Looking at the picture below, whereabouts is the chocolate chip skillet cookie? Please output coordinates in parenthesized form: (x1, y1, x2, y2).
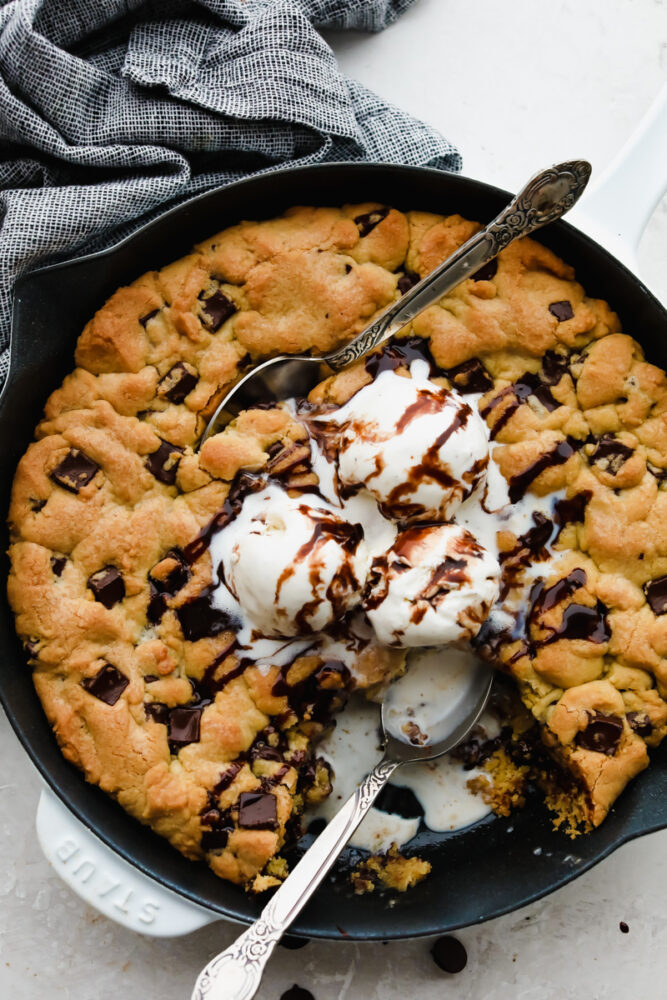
(8, 203, 667, 891)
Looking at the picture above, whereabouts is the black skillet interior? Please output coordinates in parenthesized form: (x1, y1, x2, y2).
(2, 163, 667, 941)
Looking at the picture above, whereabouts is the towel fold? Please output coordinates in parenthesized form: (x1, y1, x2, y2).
(0, 0, 460, 384)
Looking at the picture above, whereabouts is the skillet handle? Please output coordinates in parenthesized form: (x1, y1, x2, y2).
(36, 786, 218, 937)
(568, 83, 667, 268)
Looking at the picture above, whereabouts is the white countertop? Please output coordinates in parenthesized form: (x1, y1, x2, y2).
(2, 1, 667, 997)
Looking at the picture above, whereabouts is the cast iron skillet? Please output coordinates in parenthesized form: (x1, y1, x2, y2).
(1, 163, 667, 941)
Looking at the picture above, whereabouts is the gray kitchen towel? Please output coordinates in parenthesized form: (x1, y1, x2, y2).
(0, 0, 461, 385)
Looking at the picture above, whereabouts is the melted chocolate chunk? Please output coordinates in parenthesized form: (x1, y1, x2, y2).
(575, 711, 623, 755)
(280, 987, 315, 1000)
(534, 568, 587, 615)
(81, 663, 129, 706)
(508, 439, 575, 504)
(364, 336, 435, 379)
(176, 590, 240, 642)
(139, 309, 159, 327)
(144, 701, 169, 725)
(471, 258, 498, 282)
(397, 269, 420, 294)
(149, 549, 190, 595)
(541, 349, 571, 384)
(50, 449, 99, 494)
(50, 555, 67, 577)
(237, 790, 278, 830)
(30, 497, 46, 512)
(199, 290, 237, 331)
(513, 371, 559, 412)
(354, 206, 390, 237)
(200, 803, 234, 851)
(444, 358, 493, 394)
(168, 706, 203, 748)
(627, 711, 653, 738)
(145, 439, 184, 485)
(87, 566, 125, 609)
(539, 600, 611, 646)
(157, 362, 199, 404)
(644, 576, 667, 616)
(549, 300, 574, 322)
(553, 491, 591, 528)
(431, 935, 468, 974)
(214, 760, 244, 793)
(590, 435, 634, 475)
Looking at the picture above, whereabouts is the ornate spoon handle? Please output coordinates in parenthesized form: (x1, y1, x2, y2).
(191, 757, 400, 1000)
(324, 160, 591, 371)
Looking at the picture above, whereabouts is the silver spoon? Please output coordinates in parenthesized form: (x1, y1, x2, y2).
(200, 160, 591, 445)
(191, 656, 493, 1000)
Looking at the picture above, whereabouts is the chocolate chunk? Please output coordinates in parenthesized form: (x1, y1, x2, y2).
(145, 439, 184, 485)
(237, 790, 278, 830)
(149, 549, 190, 595)
(397, 270, 420, 294)
(280, 987, 315, 1000)
(644, 576, 667, 616)
(548, 300, 574, 322)
(200, 290, 237, 331)
(431, 935, 468, 974)
(445, 358, 493, 394)
(619, 921, 629, 934)
(50, 555, 67, 577)
(590, 435, 634, 475)
(157, 362, 199, 404)
(81, 663, 129, 706)
(627, 711, 653, 738)
(168, 706, 203, 748)
(50, 449, 99, 494)
(23, 639, 39, 659)
(541, 349, 570, 385)
(87, 566, 125, 609)
(575, 712, 623, 755)
(354, 206, 390, 237)
(471, 258, 498, 282)
(176, 594, 240, 642)
(139, 309, 159, 327)
(280, 936, 310, 951)
(30, 497, 46, 512)
(144, 701, 169, 725)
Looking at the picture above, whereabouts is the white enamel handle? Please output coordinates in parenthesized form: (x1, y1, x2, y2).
(568, 83, 667, 267)
(36, 786, 218, 936)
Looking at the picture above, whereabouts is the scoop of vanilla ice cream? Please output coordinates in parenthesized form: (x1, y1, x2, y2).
(363, 522, 501, 646)
(215, 484, 370, 637)
(315, 367, 489, 522)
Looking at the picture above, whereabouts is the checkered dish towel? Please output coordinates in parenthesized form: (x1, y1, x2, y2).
(0, 0, 461, 385)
